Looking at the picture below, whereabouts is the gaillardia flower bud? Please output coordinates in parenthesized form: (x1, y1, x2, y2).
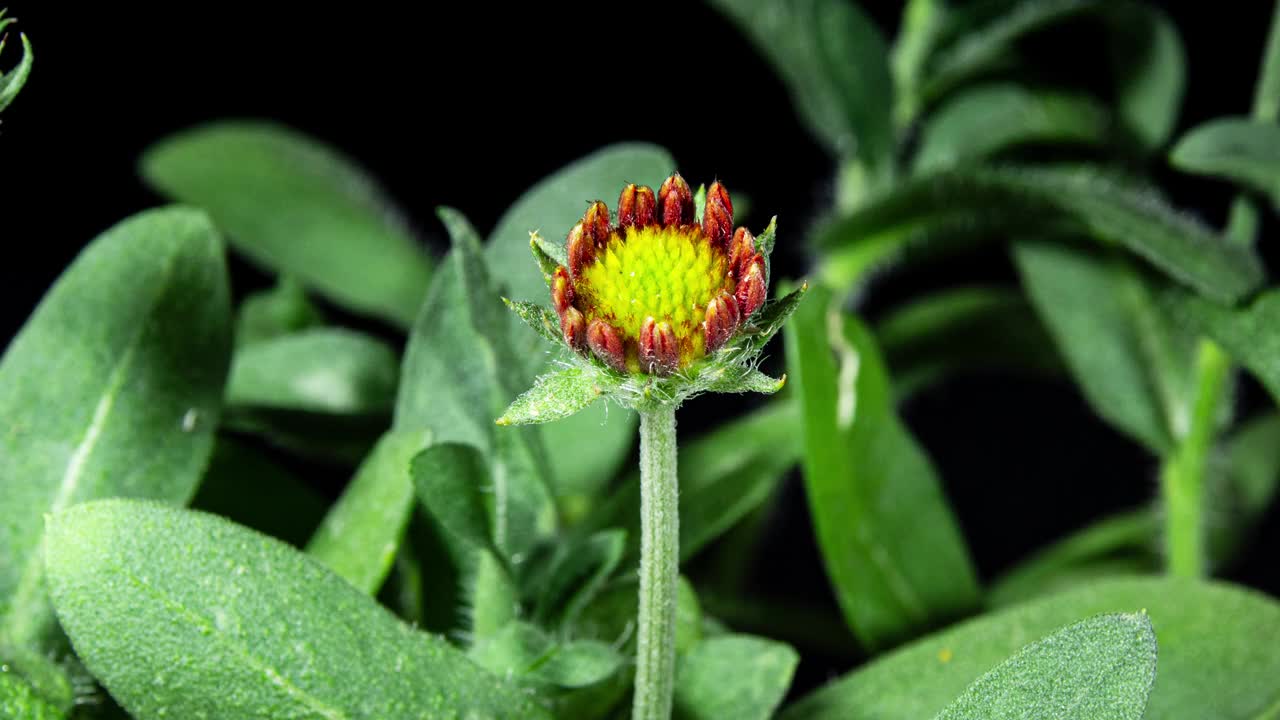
(499, 174, 806, 422)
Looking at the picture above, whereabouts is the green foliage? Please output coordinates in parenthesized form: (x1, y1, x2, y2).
(1171, 118, 1280, 208)
(233, 277, 325, 347)
(782, 578, 1280, 719)
(931, 613, 1157, 720)
(1168, 289, 1280, 405)
(226, 328, 399, 415)
(673, 635, 799, 720)
(0, 10, 33, 114)
(784, 285, 979, 650)
(45, 500, 551, 719)
(140, 122, 433, 327)
(0, 208, 231, 659)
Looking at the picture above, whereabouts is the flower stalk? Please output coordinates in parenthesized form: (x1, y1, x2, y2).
(633, 406, 679, 720)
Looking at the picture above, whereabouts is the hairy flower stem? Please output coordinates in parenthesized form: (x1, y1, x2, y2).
(1160, 340, 1231, 577)
(633, 405, 679, 720)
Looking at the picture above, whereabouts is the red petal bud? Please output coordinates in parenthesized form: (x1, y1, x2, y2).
(551, 266, 574, 314)
(582, 200, 612, 245)
(728, 227, 756, 280)
(567, 222, 595, 278)
(735, 255, 766, 318)
(618, 184, 657, 228)
(658, 172, 695, 227)
(702, 181, 734, 247)
(561, 307, 586, 350)
(640, 317, 680, 375)
(587, 319, 628, 372)
(704, 291, 740, 352)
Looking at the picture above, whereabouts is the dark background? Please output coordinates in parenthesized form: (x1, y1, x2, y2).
(3, 0, 1277, 687)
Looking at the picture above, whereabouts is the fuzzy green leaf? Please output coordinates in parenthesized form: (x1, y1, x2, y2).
(0, 26, 33, 114)
(226, 328, 398, 415)
(743, 282, 808, 354)
(531, 529, 626, 628)
(914, 83, 1110, 172)
(1166, 289, 1280, 406)
(1014, 240, 1195, 454)
(498, 366, 608, 426)
(876, 286, 1060, 398)
(305, 429, 430, 595)
(931, 613, 1157, 720)
(45, 500, 551, 720)
(674, 635, 799, 720)
(234, 277, 324, 347)
(529, 233, 563, 283)
(0, 671, 62, 720)
(782, 578, 1280, 720)
(707, 0, 893, 176)
(140, 122, 432, 326)
(0, 208, 230, 656)
(411, 443, 500, 558)
(784, 285, 979, 650)
(503, 298, 563, 348)
(705, 367, 786, 395)
(487, 145, 670, 505)
(1171, 118, 1280, 207)
(587, 401, 800, 566)
(818, 166, 1263, 303)
(471, 621, 623, 690)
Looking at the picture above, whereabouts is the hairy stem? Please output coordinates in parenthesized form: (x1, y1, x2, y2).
(1160, 340, 1230, 577)
(633, 406, 679, 720)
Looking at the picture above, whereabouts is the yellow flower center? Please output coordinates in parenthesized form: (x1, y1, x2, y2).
(577, 225, 733, 362)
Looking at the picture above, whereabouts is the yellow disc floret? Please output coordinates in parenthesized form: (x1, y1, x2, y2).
(578, 225, 732, 364)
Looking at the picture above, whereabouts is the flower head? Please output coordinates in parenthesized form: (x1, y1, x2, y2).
(499, 174, 806, 423)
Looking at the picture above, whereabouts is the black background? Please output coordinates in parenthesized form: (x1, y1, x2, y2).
(3, 0, 1278, 689)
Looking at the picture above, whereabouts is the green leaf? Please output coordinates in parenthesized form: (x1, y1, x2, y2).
(397, 207, 556, 561)
(673, 635, 799, 720)
(486, 145, 670, 506)
(783, 285, 979, 650)
(707, 0, 893, 176)
(932, 613, 1156, 720)
(305, 429, 430, 594)
(574, 576, 704, 657)
(0, 22, 33, 114)
(1107, 3, 1186, 151)
(1171, 118, 1280, 207)
(192, 437, 328, 548)
(530, 529, 626, 628)
(0, 207, 230, 655)
(503, 298, 563, 348)
(1013, 240, 1195, 453)
(411, 443, 501, 558)
(1166, 289, 1280, 406)
(781, 577, 1280, 720)
(140, 121, 432, 326)
(45, 500, 551, 720)
(876, 286, 1060, 398)
(226, 328, 398, 415)
(0, 671, 63, 720)
(987, 511, 1159, 608)
(913, 83, 1110, 172)
(471, 621, 623, 690)
(817, 166, 1263, 304)
(498, 366, 608, 426)
(234, 277, 324, 347)
(586, 400, 801, 566)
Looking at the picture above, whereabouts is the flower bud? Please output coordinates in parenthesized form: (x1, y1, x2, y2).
(728, 227, 756, 280)
(587, 318, 628, 372)
(567, 222, 595, 278)
(702, 181, 734, 248)
(704, 291, 740, 352)
(561, 307, 586, 349)
(658, 172, 695, 227)
(735, 255, 766, 318)
(552, 266, 574, 313)
(640, 317, 680, 375)
(618, 184, 657, 228)
(582, 200, 612, 245)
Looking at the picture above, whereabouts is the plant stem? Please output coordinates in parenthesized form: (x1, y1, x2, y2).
(1160, 340, 1230, 577)
(633, 405, 679, 720)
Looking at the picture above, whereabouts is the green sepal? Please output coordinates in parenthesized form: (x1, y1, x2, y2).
(742, 282, 809, 353)
(503, 298, 562, 347)
(529, 232, 565, 284)
(705, 367, 787, 395)
(498, 366, 612, 426)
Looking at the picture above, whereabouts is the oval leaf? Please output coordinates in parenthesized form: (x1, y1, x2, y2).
(1171, 118, 1280, 207)
(0, 207, 230, 654)
(45, 500, 551, 720)
(140, 122, 432, 327)
(226, 328, 399, 415)
(674, 635, 799, 720)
